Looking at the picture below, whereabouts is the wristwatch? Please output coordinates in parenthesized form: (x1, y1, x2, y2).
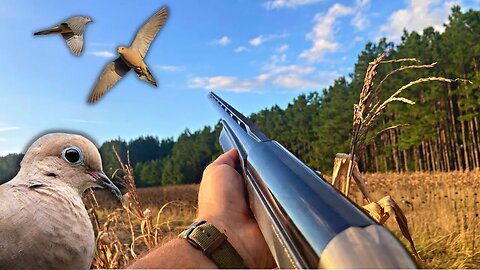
(179, 220, 247, 269)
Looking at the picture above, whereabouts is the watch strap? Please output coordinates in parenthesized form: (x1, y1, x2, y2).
(180, 220, 247, 269)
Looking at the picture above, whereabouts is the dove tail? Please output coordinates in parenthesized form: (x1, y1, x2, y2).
(138, 66, 157, 87)
(146, 67, 157, 87)
(34, 27, 62, 36)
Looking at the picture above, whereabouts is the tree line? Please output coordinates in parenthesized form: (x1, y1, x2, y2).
(0, 6, 478, 186)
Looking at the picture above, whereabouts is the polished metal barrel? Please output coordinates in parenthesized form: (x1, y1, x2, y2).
(209, 92, 416, 269)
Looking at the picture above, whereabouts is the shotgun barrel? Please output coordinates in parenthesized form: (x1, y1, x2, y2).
(209, 91, 416, 269)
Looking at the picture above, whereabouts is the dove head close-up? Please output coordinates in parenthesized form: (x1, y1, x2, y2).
(83, 16, 93, 23)
(20, 133, 122, 201)
(117, 46, 127, 54)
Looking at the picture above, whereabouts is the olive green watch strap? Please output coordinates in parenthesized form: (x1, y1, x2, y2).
(179, 221, 247, 269)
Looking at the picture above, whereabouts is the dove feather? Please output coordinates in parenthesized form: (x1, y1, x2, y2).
(62, 33, 84, 56)
(63, 17, 87, 36)
(131, 7, 168, 59)
(88, 57, 131, 103)
(0, 179, 94, 270)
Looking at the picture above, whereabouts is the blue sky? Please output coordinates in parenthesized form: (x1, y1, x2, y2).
(0, 0, 478, 155)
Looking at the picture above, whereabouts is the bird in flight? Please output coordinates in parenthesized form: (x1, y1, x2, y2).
(88, 7, 168, 103)
(34, 16, 93, 56)
(0, 133, 122, 269)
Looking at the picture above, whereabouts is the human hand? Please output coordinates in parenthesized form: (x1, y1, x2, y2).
(196, 149, 276, 269)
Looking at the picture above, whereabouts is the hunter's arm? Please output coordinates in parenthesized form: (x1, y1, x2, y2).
(129, 238, 217, 268)
(129, 149, 275, 269)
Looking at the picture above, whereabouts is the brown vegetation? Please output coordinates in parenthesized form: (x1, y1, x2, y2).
(85, 149, 199, 268)
(342, 170, 480, 268)
(332, 51, 465, 265)
(86, 170, 479, 269)
(89, 187, 197, 268)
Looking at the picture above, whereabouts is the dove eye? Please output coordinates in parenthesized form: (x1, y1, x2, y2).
(62, 146, 84, 165)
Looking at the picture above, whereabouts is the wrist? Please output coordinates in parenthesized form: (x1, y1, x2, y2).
(195, 215, 253, 268)
(129, 238, 217, 269)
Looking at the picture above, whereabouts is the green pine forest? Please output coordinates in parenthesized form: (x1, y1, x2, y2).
(0, 7, 479, 187)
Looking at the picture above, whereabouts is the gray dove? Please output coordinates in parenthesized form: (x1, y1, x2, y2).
(34, 16, 93, 56)
(0, 133, 122, 270)
(88, 7, 168, 103)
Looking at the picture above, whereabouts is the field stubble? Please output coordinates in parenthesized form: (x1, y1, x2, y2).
(346, 170, 480, 268)
(92, 171, 479, 268)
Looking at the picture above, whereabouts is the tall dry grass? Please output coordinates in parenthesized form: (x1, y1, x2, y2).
(84, 149, 198, 269)
(87, 188, 197, 268)
(340, 170, 480, 268)
(332, 51, 471, 265)
(87, 170, 480, 268)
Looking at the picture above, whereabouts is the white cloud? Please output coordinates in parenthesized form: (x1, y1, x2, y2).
(263, 0, 324, 9)
(190, 28, 343, 93)
(263, 64, 315, 76)
(351, 0, 371, 30)
(156, 65, 186, 72)
(256, 73, 271, 82)
(91, 51, 116, 58)
(354, 36, 364, 42)
(272, 70, 339, 89)
(0, 126, 19, 132)
(211, 36, 231, 46)
(188, 76, 259, 92)
(318, 70, 342, 82)
(276, 44, 289, 53)
(235, 46, 249, 53)
(260, 58, 317, 88)
(380, 0, 457, 41)
(300, 3, 354, 62)
(189, 43, 324, 92)
(187, 58, 319, 92)
(188, 61, 331, 91)
(272, 74, 319, 89)
(249, 33, 289, 47)
(268, 54, 288, 66)
(249, 35, 264, 46)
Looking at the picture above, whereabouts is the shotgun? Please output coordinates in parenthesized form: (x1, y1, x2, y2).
(208, 91, 416, 269)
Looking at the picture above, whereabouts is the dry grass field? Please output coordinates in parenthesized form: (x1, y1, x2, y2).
(346, 171, 480, 268)
(91, 171, 480, 269)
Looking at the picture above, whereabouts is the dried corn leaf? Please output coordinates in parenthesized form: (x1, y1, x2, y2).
(376, 196, 423, 266)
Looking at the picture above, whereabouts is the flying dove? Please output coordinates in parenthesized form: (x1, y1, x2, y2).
(87, 7, 168, 103)
(34, 16, 93, 56)
(0, 133, 122, 270)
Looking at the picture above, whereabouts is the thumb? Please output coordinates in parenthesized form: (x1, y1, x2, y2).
(211, 149, 239, 168)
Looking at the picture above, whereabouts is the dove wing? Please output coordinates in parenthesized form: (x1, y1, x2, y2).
(130, 7, 168, 59)
(62, 33, 84, 56)
(63, 17, 86, 35)
(88, 57, 131, 103)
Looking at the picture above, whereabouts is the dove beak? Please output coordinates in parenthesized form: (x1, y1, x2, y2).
(87, 171, 122, 202)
